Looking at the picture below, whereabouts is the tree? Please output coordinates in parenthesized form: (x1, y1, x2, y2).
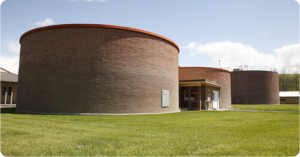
(293, 63, 300, 91)
(279, 67, 288, 91)
(278, 65, 300, 91)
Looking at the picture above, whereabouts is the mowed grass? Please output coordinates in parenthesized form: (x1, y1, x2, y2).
(1, 108, 299, 156)
(232, 104, 299, 111)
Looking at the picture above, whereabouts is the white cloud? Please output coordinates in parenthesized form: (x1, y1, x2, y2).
(34, 18, 54, 27)
(188, 53, 195, 57)
(258, 28, 268, 37)
(2, 40, 20, 53)
(274, 44, 300, 73)
(186, 42, 199, 51)
(185, 41, 299, 73)
(1, 40, 20, 73)
(0, 56, 19, 74)
(70, 0, 106, 2)
(7, 41, 20, 53)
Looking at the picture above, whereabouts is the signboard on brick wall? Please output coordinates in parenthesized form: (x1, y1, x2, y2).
(162, 90, 169, 108)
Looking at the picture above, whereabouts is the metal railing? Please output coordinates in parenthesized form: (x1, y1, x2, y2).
(221, 65, 277, 72)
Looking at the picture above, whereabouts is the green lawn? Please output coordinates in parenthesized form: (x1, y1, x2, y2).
(1, 108, 299, 156)
(232, 104, 299, 111)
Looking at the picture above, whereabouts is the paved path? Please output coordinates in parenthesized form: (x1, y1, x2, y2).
(0, 104, 16, 108)
(213, 108, 299, 113)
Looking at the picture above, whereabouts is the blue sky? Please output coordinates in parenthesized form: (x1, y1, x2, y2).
(1, 0, 299, 74)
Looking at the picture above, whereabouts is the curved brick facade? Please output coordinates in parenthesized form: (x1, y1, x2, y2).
(179, 67, 231, 109)
(16, 24, 179, 114)
(231, 71, 279, 104)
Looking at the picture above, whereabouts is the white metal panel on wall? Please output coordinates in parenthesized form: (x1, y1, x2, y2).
(162, 90, 169, 108)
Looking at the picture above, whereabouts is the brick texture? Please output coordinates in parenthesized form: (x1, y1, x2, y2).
(179, 67, 231, 109)
(16, 26, 179, 114)
(231, 71, 279, 104)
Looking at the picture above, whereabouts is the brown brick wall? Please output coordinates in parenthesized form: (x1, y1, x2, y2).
(179, 67, 231, 109)
(16, 25, 179, 114)
(231, 71, 280, 104)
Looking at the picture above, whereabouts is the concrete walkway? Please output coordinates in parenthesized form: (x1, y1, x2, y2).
(0, 104, 16, 108)
(212, 108, 300, 113)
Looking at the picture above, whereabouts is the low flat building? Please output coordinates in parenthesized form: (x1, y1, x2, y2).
(1, 68, 18, 104)
(179, 67, 231, 110)
(279, 91, 300, 104)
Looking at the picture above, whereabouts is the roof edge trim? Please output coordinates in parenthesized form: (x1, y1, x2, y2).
(19, 24, 180, 53)
(179, 79, 226, 88)
(179, 67, 231, 73)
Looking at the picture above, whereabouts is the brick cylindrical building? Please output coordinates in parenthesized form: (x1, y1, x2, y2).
(231, 71, 279, 104)
(179, 67, 231, 109)
(16, 24, 179, 114)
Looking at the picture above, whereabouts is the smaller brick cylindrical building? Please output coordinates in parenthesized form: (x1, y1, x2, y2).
(231, 71, 279, 104)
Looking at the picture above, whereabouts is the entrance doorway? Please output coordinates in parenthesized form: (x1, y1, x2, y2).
(213, 90, 219, 110)
(179, 86, 201, 110)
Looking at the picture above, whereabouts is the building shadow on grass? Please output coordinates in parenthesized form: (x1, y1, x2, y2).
(1, 108, 19, 114)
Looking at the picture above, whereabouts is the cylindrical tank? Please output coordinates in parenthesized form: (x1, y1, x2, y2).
(16, 24, 179, 114)
(231, 71, 279, 104)
(179, 67, 231, 109)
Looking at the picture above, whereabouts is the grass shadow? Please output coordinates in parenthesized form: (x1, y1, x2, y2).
(1, 108, 19, 114)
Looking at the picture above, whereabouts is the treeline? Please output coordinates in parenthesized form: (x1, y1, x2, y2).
(279, 74, 299, 91)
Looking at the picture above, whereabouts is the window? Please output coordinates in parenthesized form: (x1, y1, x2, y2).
(191, 86, 198, 92)
(2, 87, 12, 95)
(280, 99, 286, 101)
(184, 94, 189, 100)
(8, 87, 12, 95)
(207, 91, 211, 101)
(2, 87, 5, 95)
(190, 94, 194, 100)
(181, 87, 188, 93)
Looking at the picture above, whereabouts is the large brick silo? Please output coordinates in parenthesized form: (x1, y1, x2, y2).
(231, 71, 279, 104)
(16, 24, 179, 114)
(179, 67, 231, 109)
